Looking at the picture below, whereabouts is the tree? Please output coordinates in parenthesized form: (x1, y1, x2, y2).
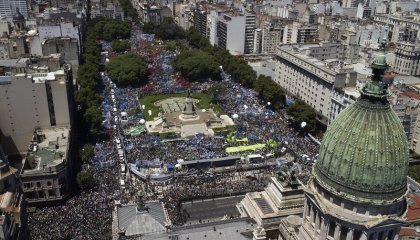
(254, 75, 285, 109)
(80, 144, 95, 164)
(84, 105, 103, 135)
(173, 50, 220, 81)
(143, 18, 185, 40)
(77, 170, 96, 190)
(286, 100, 317, 132)
(165, 41, 177, 52)
(118, 0, 139, 22)
(409, 165, 420, 183)
(93, 19, 131, 41)
(106, 54, 149, 87)
(112, 40, 130, 53)
(207, 83, 227, 102)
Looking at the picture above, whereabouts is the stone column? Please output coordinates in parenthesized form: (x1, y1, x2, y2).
(303, 200, 308, 219)
(346, 228, 354, 240)
(310, 206, 315, 224)
(315, 213, 320, 230)
(360, 232, 368, 240)
(319, 217, 329, 240)
(334, 223, 341, 240)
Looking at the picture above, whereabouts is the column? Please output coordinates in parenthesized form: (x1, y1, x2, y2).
(310, 206, 315, 224)
(346, 228, 354, 240)
(319, 217, 328, 240)
(315, 213, 320, 230)
(360, 232, 368, 240)
(334, 224, 342, 240)
(303, 199, 308, 219)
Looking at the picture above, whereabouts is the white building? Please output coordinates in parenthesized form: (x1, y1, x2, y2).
(394, 43, 420, 76)
(217, 12, 255, 54)
(274, 45, 357, 124)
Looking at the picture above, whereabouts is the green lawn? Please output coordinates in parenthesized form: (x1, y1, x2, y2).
(139, 92, 224, 121)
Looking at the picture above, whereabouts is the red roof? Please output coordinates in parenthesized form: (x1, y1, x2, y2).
(400, 92, 420, 101)
(400, 228, 420, 236)
(406, 194, 420, 221)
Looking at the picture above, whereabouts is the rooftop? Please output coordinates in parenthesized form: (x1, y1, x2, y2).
(22, 127, 69, 175)
(406, 194, 420, 221)
(117, 202, 168, 237)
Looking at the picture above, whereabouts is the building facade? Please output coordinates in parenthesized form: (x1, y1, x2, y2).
(274, 45, 357, 124)
(0, 65, 73, 154)
(394, 43, 420, 76)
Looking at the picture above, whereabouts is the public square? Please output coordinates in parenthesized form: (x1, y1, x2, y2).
(28, 27, 320, 240)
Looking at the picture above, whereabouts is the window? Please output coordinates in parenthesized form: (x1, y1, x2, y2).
(328, 222, 336, 237)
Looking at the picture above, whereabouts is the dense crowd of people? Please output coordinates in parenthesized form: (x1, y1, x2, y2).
(28, 168, 125, 240)
(28, 29, 321, 239)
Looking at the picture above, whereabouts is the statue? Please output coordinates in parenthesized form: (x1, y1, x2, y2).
(137, 193, 149, 212)
(277, 164, 300, 188)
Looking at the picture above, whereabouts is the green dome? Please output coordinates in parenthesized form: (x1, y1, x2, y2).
(313, 97, 409, 203)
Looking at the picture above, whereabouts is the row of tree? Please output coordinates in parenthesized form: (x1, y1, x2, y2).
(76, 19, 103, 136)
(184, 28, 318, 131)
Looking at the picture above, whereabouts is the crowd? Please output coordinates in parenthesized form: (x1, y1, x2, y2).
(28, 28, 321, 239)
(28, 168, 126, 239)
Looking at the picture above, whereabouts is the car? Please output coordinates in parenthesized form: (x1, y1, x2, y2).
(115, 138, 121, 144)
(117, 143, 122, 149)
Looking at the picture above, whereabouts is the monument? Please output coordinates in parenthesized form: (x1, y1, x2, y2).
(146, 90, 235, 138)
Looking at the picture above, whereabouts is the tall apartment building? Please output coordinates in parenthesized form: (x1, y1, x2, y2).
(244, 13, 255, 54)
(193, 9, 208, 38)
(175, 6, 194, 31)
(338, 29, 361, 63)
(394, 43, 420, 76)
(274, 45, 357, 124)
(0, 63, 74, 155)
(216, 11, 255, 55)
(260, 22, 285, 54)
(283, 22, 319, 44)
